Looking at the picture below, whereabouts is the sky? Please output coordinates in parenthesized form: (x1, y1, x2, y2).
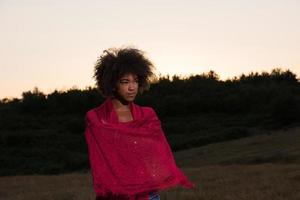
(1, 0, 300, 99)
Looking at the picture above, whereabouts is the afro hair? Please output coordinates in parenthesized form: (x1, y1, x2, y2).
(93, 47, 157, 98)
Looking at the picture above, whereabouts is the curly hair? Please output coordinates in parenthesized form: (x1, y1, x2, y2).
(93, 47, 156, 98)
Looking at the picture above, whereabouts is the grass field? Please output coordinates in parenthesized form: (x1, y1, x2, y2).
(0, 126, 299, 200)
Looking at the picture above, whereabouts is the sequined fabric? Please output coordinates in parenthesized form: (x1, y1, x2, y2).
(85, 97, 195, 199)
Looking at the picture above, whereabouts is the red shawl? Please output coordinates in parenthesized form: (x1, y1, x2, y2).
(84, 97, 196, 199)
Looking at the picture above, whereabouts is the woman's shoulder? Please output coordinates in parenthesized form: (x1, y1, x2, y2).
(141, 106, 156, 115)
(85, 100, 108, 118)
(138, 105, 159, 120)
(85, 108, 97, 125)
(85, 105, 105, 126)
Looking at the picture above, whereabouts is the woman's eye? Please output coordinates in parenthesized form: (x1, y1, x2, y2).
(120, 80, 138, 84)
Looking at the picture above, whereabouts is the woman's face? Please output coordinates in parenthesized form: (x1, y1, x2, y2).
(115, 73, 139, 102)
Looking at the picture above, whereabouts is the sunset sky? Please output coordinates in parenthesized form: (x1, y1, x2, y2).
(1, 0, 299, 99)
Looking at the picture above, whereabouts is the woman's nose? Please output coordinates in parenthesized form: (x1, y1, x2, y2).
(129, 82, 137, 90)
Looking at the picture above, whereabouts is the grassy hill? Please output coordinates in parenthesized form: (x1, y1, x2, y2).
(174, 125, 300, 167)
(0, 126, 299, 200)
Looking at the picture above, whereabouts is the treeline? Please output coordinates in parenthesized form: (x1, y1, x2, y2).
(0, 67, 299, 176)
(1, 67, 299, 124)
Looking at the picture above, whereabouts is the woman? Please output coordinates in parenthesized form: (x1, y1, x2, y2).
(85, 47, 196, 200)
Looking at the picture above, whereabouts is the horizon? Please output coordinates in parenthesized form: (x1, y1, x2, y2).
(1, 67, 298, 101)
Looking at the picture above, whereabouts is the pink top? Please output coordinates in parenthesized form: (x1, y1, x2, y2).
(85, 97, 196, 199)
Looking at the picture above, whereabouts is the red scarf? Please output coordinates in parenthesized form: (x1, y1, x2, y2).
(85, 97, 195, 199)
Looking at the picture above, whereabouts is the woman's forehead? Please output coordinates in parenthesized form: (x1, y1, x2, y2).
(120, 73, 138, 79)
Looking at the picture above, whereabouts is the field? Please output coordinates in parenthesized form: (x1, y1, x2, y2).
(0, 126, 299, 200)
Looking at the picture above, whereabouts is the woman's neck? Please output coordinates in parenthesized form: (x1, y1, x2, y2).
(111, 97, 130, 111)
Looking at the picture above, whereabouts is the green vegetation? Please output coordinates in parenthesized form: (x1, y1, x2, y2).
(0, 67, 299, 176)
(174, 126, 300, 167)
